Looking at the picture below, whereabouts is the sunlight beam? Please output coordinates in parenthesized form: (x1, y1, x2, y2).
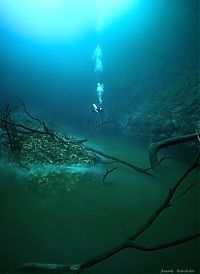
(0, 0, 137, 39)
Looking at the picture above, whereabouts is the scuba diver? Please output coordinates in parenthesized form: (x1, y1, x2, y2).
(91, 103, 103, 113)
(82, 45, 106, 137)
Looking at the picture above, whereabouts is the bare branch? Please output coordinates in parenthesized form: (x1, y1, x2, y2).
(126, 233, 200, 251)
(21, 101, 43, 126)
(127, 151, 200, 241)
(12, 151, 200, 273)
(143, 156, 175, 171)
(0, 118, 49, 135)
(15, 233, 200, 273)
(88, 147, 154, 177)
(173, 177, 200, 202)
(102, 167, 117, 183)
(149, 133, 198, 167)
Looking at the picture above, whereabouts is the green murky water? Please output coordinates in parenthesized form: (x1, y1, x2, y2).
(0, 135, 199, 274)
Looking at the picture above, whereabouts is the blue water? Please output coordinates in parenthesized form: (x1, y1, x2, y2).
(0, 0, 199, 273)
(1, 0, 198, 128)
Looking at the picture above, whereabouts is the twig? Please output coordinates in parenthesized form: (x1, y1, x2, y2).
(88, 147, 154, 177)
(173, 178, 200, 202)
(0, 119, 49, 135)
(143, 156, 175, 171)
(126, 233, 200, 251)
(127, 151, 200, 241)
(21, 102, 56, 138)
(102, 167, 117, 183)
(22, 101, 43, 125)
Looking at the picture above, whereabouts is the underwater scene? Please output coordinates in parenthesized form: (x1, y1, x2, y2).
(0, 0, 199, 273)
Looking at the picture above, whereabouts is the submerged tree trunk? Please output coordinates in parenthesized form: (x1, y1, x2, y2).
(149, 133, 198, 167)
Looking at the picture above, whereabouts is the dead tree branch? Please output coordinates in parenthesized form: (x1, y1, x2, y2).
(1, 104, 23, 155)
(143, 156, 175, 171)
(12, 152, 200, 273)
(0, 119, 50, 135)
(173, 178, 200, 202)
(22, 102, 43, 125)
(126, 233, 200, 251)
(88, 147, 154, 177)
(149, 133, 198, 168)
(102, 167, 117, 183)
